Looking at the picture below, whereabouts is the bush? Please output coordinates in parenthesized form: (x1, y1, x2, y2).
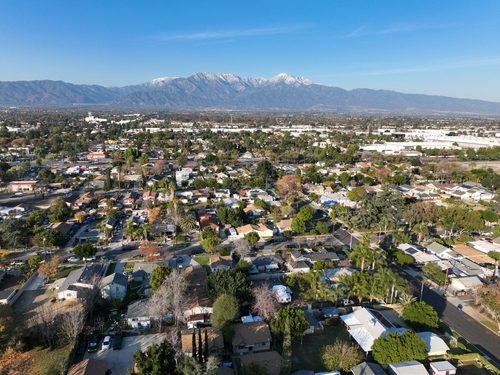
(372, 331, 427, 365)
(402, 302, 439, 330)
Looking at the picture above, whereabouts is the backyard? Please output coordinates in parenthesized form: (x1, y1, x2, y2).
(292, 322, 349, 372)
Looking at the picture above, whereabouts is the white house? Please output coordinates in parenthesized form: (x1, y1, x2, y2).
(57, 265, 104, 300)
(340, 308, 387, 353)
(388, 361, 428, 375)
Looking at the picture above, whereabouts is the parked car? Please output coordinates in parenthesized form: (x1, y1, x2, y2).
(68, 256, 81, 263)
(112, 334, 123, 350)
(342, 299, 355, 306)
(101, 336, 111, 350)
(87, 337, 99, 352)
(83, 256, 97, 262)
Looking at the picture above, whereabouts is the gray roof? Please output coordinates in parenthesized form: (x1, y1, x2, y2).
(132, 262, 160, 274)
(126, 299, 150, 318)
(100, 272, 128, 288)
(59, 264, 103, 292)
(427, 242, 450, 255)
(352, 362, 386, 375)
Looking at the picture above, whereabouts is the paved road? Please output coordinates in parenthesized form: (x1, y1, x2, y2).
(405, 272, 500, 367)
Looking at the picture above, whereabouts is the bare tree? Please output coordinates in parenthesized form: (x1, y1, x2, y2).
(59, 301, 86, 344)
(252, 283, 278, 321)
(32, 304, 58, 348)
(80, 274, 103, 317)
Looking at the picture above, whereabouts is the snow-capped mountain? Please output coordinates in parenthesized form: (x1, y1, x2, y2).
(1, 72, 500, 115)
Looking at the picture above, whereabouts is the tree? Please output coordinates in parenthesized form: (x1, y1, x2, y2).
(33, 229, 64, 247)
(322, 340, 363, 372)
(179, 214, 197, 235)
(38, 255, 61, 279)
(349, 238, 371, 271)
(72, 243, 97, 259)
(276, 175, 302, 200)
(148, 270, 187, 329)
(252, 284, 278, 321)
(347, 187, 367, 202)
(48, 197, 71, 223)
(270, 306, 308, 342)
(207, 270, 251, 301)
(244, 232, 260, 250)
(27, 255, 42, 269)
(133, 340, 178, 375)
(394, 250, 414, 267)
(402, 302, 439, 330)
(139, 241, 160, 261)
(422, 262, 446, 286)
(212, 294, 239, 329)
(291, 217, 306, 234)
(315, 221, 329, 234)
(200, 227, 220, 253)
(150, 266, 172, 291)
(412, 223, 429, 243)
(59, 301, 86, 344)
(372, 331, 427, 365)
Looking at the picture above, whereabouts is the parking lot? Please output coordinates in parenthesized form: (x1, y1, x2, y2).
(86, 333, 168, 375)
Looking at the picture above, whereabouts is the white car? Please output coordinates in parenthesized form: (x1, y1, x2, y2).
(101, 336, 111, 350)
(67, 256, 81, 263)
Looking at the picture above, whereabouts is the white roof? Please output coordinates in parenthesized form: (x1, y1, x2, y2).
(430, 361, 456, 372)
(416, 332, 449, 356)
(389, 361, 427, 375)
(340, 308, 387, 352)
(450, 276, 483, 289)
(469, 240, 500, 254)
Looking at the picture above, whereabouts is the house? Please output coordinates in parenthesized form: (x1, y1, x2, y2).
(100, 272, 128, 301)
(287, 259, 311, 274)
(304, 309, 323, 334)
(181, 327, 224, 358)
(49, 221, 76, 238)
(183, 266, 213, 318)
(272, 285, 292, 303)
(429, 361, 456, 375)
(86, 151, 107, 160)
(143, 190, 158, 203)
(236, 224, 274, 239)
(351, 362, 386, 375)
(333, 228, 360, 250)
(340, 307, 387, 353)
(57, 264, 104, 300)
(132, 262, 159, 282)
(8, 180, 37, 192)
(276, 219, 293, 233)
(239, 351, 283, 375)
(323, 267, 357, 283)
(249, 255, 283, 273)
(415, 332, 449, 356)
(209, 255, 233, 272)
(232, 321, 272, 355)
(388, 362, 428, 375)
(126, 299, 153, 329)
(450, 276, 484, 294)
(398, 243, 440, 264)
(469, 240, 500, 254)
(67, 359, 107, 375)
(452, 244, 495, 265)
(427, 242, 460, 260)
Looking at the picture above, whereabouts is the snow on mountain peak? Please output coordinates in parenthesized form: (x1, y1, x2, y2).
(148, 77, 175, 86)
(269, 73, 313, 86)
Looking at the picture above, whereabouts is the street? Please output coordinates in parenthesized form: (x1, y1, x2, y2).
(404, 271, 500, 367)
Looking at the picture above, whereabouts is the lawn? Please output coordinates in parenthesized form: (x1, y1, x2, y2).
(292, 323, 349, 372)
(28, 344, 73, 375)
(192, 255, 209, 266)
(53, 265, 81, 280)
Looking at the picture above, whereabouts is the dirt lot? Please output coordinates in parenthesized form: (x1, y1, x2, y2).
(86, 333, 169, 375)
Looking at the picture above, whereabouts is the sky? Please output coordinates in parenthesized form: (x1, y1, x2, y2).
(1, 0, 500, 101)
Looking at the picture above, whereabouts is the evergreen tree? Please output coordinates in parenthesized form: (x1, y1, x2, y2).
(198, 328, 203, 363)
(192, 330, 196, 359)
(204, 329, 209, 362)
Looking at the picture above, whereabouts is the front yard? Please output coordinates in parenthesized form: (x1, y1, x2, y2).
(292, 323, 349, 372)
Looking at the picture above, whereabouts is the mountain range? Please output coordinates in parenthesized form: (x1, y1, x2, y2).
(1, 72, 500, 115)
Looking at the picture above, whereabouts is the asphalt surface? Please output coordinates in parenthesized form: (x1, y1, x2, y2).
(405, 273, 500, 367)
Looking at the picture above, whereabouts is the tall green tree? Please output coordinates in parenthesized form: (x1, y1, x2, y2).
(372, 331, 427, 365)
(270, 306, 308, 342)
(402, 302, 439, 330)
(133, 340, 178, 375)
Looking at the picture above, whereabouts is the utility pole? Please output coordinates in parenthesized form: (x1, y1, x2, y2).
(420, 278, 424, 302)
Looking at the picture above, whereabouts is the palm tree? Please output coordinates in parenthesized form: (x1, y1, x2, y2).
(399, 292, 417, 306)
(349, 239, 371, 271)
(179, 214, 197, 235)
(140, 223, 151, 241)
(487, 251, 500, 279)
(412, 223, 429, 243)
(368, 248, 385, 271)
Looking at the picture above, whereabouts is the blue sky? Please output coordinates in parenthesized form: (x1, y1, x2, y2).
(1, 0, 500, 101)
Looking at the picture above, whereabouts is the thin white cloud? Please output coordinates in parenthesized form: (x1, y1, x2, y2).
(345, 23, 451, 38)
(149, 25, 308, 42)
(341, 57, 500, 77)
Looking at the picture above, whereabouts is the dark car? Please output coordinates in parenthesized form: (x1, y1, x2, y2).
(112, 334, 123, 350)
(87, 337, 99, 352)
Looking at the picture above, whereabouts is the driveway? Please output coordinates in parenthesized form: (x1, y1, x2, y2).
(87, 333, 168, 375)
